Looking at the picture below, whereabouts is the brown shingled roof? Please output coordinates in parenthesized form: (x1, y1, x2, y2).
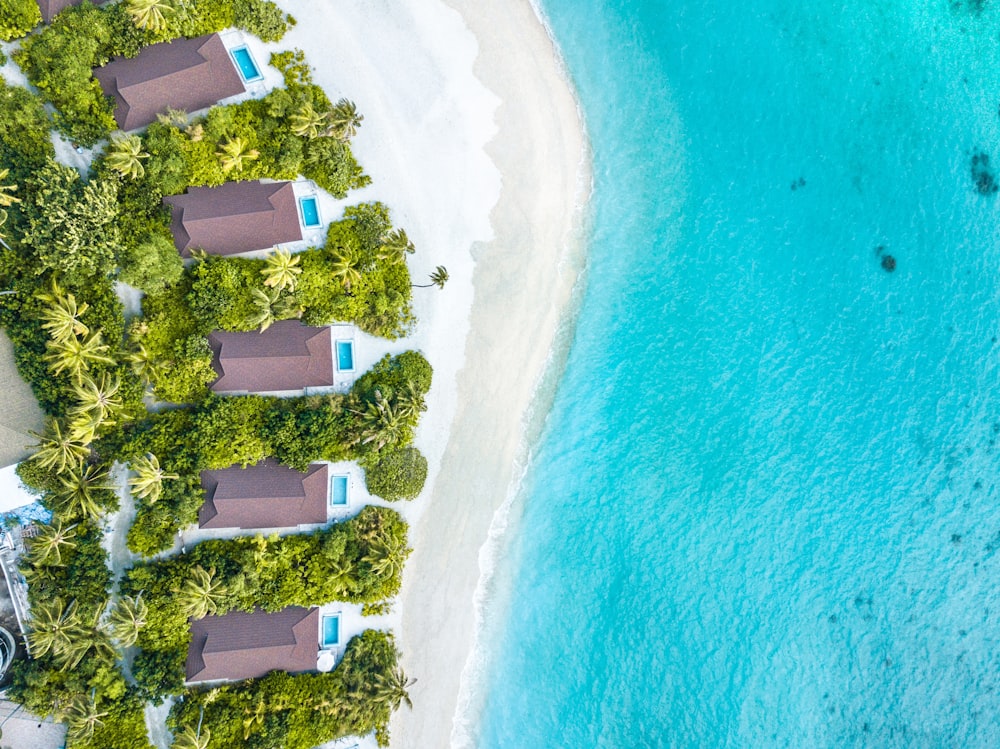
(93, 33, 244, 131)
(186, 607, 319, 683)
(163, 181, 303, 257)
(208, 320, 334, 394)
(37, 0, 106, 23)
(199, 459, 328, 529)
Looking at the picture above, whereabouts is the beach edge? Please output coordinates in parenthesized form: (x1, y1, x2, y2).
(393, 0, 590, 746)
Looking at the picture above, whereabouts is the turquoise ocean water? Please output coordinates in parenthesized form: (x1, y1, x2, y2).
(470, 1, 1000, 746)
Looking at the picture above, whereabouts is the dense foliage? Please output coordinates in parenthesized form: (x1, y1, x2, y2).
(2, 19, 424, 747)
(0, 0, 41, 41)
(364, 447, 428, 501)
(104, 350, 431, 554)
(15, 0, 293, 144)
(125, 506, 409, 695)
(170, 631, 406, 748)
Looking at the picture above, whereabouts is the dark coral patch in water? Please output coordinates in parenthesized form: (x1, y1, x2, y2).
(971, 150, 999, 194)
(881, 255, 896, 272)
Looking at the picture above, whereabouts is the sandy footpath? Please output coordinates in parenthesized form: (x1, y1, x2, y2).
(0, 332, 44, 468)
(272, 1, 589, 746)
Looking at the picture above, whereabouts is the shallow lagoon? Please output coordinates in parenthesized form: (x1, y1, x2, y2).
(473, 1, 1000, 745)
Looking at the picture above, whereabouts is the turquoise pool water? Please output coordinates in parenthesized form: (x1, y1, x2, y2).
(471, 0, 1000, 746)
(331, 475, 348, 506)
(230, 46, 262, 82)
(299, 196, 321, 228)
(321, 615, 339, 648)
(336, 340, 354, 372)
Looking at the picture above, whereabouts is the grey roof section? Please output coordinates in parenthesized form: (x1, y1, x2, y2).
(163, 181, 302, 257)
(186, 607, 319, 683)
(199, 459, 329, 529)
(36, 0, 106, 24)
(93, 33, 244, 131)
(208, 320, 334, 394)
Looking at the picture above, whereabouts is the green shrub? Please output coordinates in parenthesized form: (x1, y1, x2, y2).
(15, 459, 57, 494)
(118, 232, 183, 292)
(21, 161, 120, 283)
(0, 79, 54, 168)
(0, 0, 40, 41)
(363, 448, 428, 501)
(233, 0, 291, 42)
(14, 3, 117, 145)
(170, 631, 402, 748)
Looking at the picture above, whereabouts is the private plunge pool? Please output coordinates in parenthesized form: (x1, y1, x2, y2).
(298, 196, 321, 228)
(230, 45, 263, 83)
(321, 614, 340, 649)
(330, 475, 349, 507)
(336, 340, 355, 372)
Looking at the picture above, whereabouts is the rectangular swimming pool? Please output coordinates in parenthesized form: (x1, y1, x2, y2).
(331, 475, 348, 506)
(321, 614, 340, 648)
(230, 46, 263, 82)
(298, 196, 321, 228)
(336, 340, 355, 372)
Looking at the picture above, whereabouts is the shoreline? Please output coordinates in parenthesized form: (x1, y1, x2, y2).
(273, 3, 589, 745)
(390, 1, 590, 746)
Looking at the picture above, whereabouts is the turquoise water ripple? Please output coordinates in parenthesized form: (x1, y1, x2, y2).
(473, 1, 1000, 746)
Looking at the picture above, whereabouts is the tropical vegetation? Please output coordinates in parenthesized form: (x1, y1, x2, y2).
(0, 9, 436, 747)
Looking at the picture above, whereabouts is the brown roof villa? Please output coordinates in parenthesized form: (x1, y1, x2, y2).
(208, 320, 334, 394)
(186, 607, 319, 683)
(199, 459, 329, 530)
(163, 181, 303, 257)
(37, 0, 106, 23)
(93, 33, 244, 131)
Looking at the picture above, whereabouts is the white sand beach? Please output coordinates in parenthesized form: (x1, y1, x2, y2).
(272, 1, 589, 746)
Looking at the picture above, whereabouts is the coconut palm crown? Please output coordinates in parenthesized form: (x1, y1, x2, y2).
(105, 134, 149, 179)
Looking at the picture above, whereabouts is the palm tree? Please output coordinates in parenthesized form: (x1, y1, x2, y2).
(175, 566, 228, 620)
(127, 342, 157, 383)
(26, 598, 82, 660)
(0, 168, 20, 208)
(58, 607, 113, 671)
(126, 0, 175, 32)
(61, 694, 109, 745)
(67, 410, 105, 445)
(242, 699, 266, 740)
(216, 136, 259, 174)
(371, 666, 416, 711)
(29, 418, 89, 473)
(53, 464, 111, 521)
(128, 453, 178, 503)
(26, 521, 78, 567)
(38, 291, 90, 343)
(350, 390, 407, 450)
(71, 373, 124, 425)
(105, 134, 149, 179)
(156, 107, 189, 127)
(0, 209, 11, 251)
(172, 724, 211, 749)
(412, 265, 449, 289)
(44, 331, 115, 385)
(378, 228, 415, 264)
(248, 286, 302, 332)
(108, 594, 148, 648)
(289, 102, 325, 139)
(395, 382, 426, 421)
(324, 99, 363, 140)
(260, 248, 302, 292)
(362, 533, 410, 580)
(329, 246, 362, 291)
(248, 287, 280, 332)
